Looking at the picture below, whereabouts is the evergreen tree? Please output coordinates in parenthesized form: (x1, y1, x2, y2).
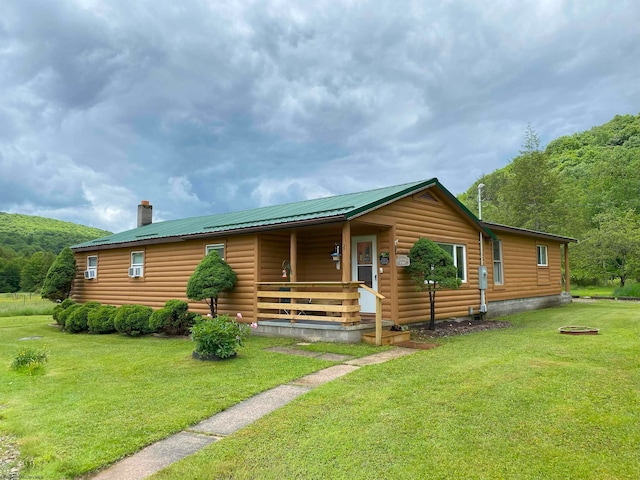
(186, 251, 237, 317)
(406, 238, 460, 330)
(502, 125, 563, 232)
(41, 247, 77, 302)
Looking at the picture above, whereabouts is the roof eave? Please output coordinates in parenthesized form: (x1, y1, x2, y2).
(480, 221, 578, 243)
(71, 215, 348, 252)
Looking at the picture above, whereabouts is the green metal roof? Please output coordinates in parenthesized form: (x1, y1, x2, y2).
(72, 178, 493, 251)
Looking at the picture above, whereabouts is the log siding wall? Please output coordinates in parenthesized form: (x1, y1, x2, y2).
(73, 235, 258, 321)
(356, 188, 566, 324)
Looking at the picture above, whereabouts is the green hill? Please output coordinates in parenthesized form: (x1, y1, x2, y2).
(0, 213, 111, 293)
(458, 113, 640, 286)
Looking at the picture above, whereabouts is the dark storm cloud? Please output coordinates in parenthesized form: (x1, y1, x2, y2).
(0, 0, 638, 232)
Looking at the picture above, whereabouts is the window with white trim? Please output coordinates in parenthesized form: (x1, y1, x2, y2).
(206, 243, 225, 260)
(537, 245, 548, 266)
(129, 251, 144, 277)
(436, 243, 466, 282)
(85, 255, 98, 280)
(493, 241, 503, 285)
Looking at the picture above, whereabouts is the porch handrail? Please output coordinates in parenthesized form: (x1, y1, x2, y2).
(359, 284, 385, 346)
(256, 281, 362, 325)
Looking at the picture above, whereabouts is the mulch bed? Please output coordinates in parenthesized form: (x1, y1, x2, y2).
(410, 319, 512, 341)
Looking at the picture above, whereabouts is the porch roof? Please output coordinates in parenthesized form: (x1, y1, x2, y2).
(72, 178, 494, 251)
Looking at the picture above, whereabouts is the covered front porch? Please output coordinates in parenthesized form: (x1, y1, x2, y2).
(251, 221, 401, 344)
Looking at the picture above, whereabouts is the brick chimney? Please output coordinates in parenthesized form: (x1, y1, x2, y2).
(137, 200, 152, 227)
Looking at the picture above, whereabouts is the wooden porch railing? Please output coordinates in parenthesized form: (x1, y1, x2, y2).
(360, 284, 385, 346)
(256, 281, 362, 325)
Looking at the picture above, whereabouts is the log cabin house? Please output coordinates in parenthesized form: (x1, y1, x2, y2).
(71, 179, 575, 343)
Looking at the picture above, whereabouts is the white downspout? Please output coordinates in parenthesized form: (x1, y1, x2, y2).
(478, 184, 487, 314)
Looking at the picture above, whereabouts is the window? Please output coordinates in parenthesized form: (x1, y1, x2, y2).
(129, 251, 144, 277)
(537, 245, 548, 266)
(206, 243, 225, 259)
(436, 243, 466, 282)
(84, 255, 98, 280)
(493, 241, 503, 285)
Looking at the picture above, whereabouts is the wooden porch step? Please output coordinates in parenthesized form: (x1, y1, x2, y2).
(361, 330, 411, 346)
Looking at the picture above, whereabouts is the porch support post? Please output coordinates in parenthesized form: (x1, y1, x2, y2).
(289, 231, 298, 322)
(290, 231, 298, 282)
(564, 243, 570, 293)
(341, 222, 351, 283)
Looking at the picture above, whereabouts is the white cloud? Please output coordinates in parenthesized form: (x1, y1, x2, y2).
(0, 0, 638, 233)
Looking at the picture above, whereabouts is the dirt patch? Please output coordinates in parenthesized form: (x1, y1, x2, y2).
(394, 340, 439, 350)
(411, 319, 512, 340)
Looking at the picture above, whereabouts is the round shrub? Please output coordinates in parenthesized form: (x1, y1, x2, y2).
(149, 299, 196, 336)
(53, 298, 76, 325)
(65, 302, 101, 333)
(148, 308, 171, 334)
(191, 314, 249, 359)
(88, 305, 118, 334)
(57, 303, 83, 328)
(114, 304, 153, 336)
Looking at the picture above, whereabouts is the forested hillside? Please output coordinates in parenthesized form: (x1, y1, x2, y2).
(0, 213, 110, 293)
(459, 113, 640, 287)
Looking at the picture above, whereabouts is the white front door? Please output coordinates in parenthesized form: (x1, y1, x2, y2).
(351, 235, 378, 313)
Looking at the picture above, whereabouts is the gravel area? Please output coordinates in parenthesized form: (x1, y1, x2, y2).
(0, 436, 22, 480)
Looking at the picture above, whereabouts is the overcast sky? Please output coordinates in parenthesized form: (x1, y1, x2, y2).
(1, 0, 639, 233)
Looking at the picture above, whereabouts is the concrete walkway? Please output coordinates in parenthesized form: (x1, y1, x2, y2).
(91, 347, 416, 480)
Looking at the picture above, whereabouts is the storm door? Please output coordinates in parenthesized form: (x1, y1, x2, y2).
(351, 235, 378, 313)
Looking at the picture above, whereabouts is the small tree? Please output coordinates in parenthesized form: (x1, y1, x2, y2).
(41, 247, 76, 302)
(406, 238, 461, 330)
(186, 251, 237, 317)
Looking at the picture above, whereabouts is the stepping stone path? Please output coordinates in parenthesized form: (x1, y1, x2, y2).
(91, 346, 416, 480)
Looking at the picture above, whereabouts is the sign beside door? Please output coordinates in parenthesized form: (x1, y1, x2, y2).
(351, 235, 378, 313)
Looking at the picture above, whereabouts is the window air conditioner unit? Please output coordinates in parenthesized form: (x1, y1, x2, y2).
(128, 266, 143, 277)
(84, 269, 96, 279)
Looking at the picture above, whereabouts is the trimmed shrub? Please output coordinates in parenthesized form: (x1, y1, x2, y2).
(114, 304, 153, 336)
(52, 298, 76, 325)
(148, 308, 171, 334)
(88, 305, 118, 334)
(65, 302, 101, 333)
(57, 303, 83, 329)
(149, 299, 196, 335)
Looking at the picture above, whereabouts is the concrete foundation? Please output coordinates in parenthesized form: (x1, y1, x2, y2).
(254, 319, 393, 343)
(486, 293, 571, 319)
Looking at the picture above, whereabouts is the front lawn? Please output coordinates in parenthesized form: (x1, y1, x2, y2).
(152, 301, 640, 479)
(0, 316, 379, 479)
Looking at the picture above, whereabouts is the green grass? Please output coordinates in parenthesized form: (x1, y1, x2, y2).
(0, 316, 381, 479)
(571, 281, 640, 299)
(152, 301, 640, 480)
(570, 285, 616, 297)
(0, 293, 56, 317)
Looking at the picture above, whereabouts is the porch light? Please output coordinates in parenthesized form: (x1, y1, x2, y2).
(331, 244, 341, 270)
(282, 260, 291, 279)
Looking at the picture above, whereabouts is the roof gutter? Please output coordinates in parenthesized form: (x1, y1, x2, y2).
(480, 221, 578, 243)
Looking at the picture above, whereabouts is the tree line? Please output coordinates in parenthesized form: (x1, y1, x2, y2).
(459, 113, 640, 288)
(0, 213, 110, 293)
